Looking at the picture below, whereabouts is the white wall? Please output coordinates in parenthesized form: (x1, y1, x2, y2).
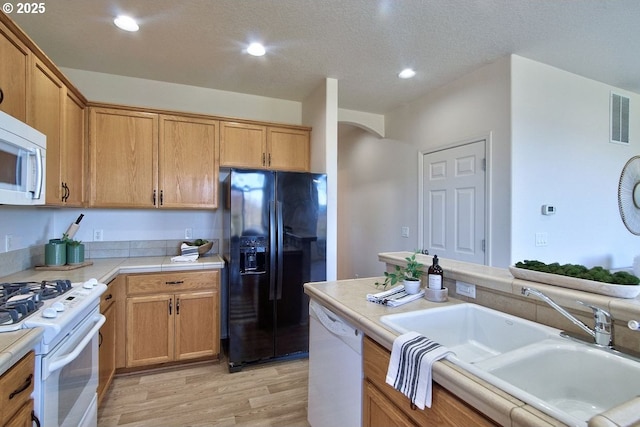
(0, 205, 219, 253)
(61, 68, 302, 124)
(384, 57, 512, 267)
(302, 78, 339, 280)
(511, 56, 640, 269)
(337, 125, 419, 279)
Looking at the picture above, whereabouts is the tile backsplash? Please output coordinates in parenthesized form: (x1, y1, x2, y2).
(0, 239, 219, 277)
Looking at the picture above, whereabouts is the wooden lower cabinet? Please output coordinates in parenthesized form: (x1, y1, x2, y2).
(363, 337, 496, 427)
(125, 271, 219, 368)
(5, 400, 34, 427)
(0, 352, 36, 427)
(98, 282, 117, 406)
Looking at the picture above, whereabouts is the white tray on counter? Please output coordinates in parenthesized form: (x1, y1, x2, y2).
(509, 266, 640, 299)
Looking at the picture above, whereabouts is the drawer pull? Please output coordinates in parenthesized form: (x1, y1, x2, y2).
(165, 281, 184, 285)
(9, 373, 32, 399)
(104, 293, 113, 300)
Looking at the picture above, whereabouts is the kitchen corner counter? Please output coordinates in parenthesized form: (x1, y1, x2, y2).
(0, 254, 225, 285)
(0, 328, 42, 376)
(303, 277, 565, 427)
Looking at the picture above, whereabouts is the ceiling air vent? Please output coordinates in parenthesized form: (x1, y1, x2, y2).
(610, 92, 630, 144)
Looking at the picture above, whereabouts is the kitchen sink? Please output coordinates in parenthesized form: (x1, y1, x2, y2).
(380, 303, 640, 426)
(485, 340, 640, 425)
(379, 303, 559, 363)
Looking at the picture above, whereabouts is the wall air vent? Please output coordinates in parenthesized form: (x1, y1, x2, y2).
(610, 92, 630, 144)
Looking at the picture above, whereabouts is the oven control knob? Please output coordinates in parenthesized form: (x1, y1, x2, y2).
(51, 302, 65, 312)
(83, 278, 98, 289)
(42, 307, 58, 319)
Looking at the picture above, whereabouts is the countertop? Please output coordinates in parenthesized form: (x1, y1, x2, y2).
(0, 254, 225, 285)
(0, 254, 224, 377)
(304, 256, 640, 427)
(0, 328, 42, 377)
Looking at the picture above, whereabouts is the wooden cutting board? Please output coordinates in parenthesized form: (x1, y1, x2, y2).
(34, 261, 94, 271)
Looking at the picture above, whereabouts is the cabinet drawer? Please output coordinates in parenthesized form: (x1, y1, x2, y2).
(0, 351, 35, 426)
(127, 271, 219, 295)
(363, 337, 495, 427)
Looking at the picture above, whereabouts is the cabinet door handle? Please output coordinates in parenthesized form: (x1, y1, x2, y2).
(165, 281, 184, 285)
(169, 299, 172, 315)
(176, 298, 180, 315)
(0, 88, 4, 105)
(9, 374, 32, 399)
(268, 153, 271, 167)
(262, 152, 266, 166)
(153, 190, 156, 205)
(61, 182, 69, 202)
(160, 190, 164, 205)
(32, 410, 41, 427)
(99, 331, 103, 348)
(104, 294, 113, 300)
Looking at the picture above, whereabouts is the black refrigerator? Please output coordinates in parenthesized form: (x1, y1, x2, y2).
(223, 169, 327, 372)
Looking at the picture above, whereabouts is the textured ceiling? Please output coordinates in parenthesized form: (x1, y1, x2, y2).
(10, 0, 640, 114)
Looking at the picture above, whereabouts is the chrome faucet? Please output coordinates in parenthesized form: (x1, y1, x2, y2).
(521, 287, 614, 348)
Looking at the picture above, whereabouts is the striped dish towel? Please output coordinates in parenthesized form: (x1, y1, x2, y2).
(386, 331, 452, 409)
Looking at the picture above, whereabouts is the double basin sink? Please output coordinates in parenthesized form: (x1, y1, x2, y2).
(380, 303, 640, 426)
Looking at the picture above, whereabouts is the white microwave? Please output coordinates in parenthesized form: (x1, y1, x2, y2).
(0, 110, 46, 205)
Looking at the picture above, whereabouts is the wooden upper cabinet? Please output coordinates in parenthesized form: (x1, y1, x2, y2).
(220, 121, 311, 171)
(89, 107, 158, 208)
(28, 57, 64, 205)
(62, 90, 86, 206)
(0, 19, 30, 122)
(159, 115, 219, 209)
(267, 127, 310, 172)
(219, 121, 267, 168)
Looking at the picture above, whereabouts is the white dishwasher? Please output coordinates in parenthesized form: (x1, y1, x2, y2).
(308, 299, 363, 427)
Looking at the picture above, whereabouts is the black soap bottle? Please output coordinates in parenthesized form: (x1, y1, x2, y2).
(427, 255, 443, 290)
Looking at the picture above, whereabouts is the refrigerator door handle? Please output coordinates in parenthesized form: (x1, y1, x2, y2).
(276, 201, 284, 300)
(269, 201, 277, 301)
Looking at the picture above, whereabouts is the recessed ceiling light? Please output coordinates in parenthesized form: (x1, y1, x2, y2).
(247, 42, 266, 57)
(398, 68, 416, 79)
(114, 15, 139, 32)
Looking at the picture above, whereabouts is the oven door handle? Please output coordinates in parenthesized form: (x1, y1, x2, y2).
(47, 314, 106, 374)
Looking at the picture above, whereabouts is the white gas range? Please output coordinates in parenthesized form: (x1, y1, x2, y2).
(0, 278, 106, 427)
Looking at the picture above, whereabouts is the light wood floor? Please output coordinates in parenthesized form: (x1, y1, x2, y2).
(97, 357, 310, 427)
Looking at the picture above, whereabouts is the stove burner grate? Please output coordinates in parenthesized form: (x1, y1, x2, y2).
(0, 279, 73, 326)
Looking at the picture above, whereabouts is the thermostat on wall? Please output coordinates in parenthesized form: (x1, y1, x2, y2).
(541, 205, 556, 215)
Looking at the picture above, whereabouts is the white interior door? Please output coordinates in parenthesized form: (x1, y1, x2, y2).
(420, 140, 486, 264)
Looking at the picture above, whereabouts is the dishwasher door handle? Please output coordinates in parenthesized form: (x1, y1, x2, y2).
(310, 301, 359, 337)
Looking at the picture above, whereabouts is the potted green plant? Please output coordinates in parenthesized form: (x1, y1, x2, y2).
(375, 251, 424, 293)
(62, 233, 85, 265)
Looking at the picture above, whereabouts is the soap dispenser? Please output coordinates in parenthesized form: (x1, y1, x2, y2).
(427, 255, 443, 290)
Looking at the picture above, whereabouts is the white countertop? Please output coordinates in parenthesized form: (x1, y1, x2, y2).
(0, 254, 225, 285)
(0, 328, 42, 377)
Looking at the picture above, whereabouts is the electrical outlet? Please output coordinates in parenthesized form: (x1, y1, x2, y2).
(401, 226, 409, 238)
(93, 229, 103, 242)
(185, 228, 193, 240)
(456, 280, 476, 298)
(5, 234, 12, 252)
